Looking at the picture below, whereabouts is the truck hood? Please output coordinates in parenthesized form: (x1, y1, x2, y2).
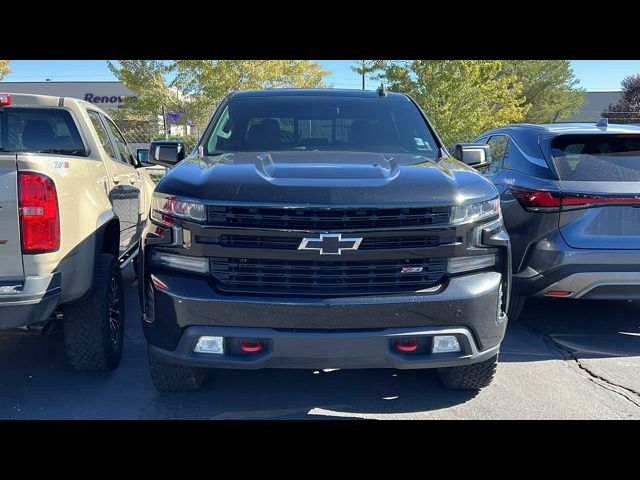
(155, 151, 498, 207)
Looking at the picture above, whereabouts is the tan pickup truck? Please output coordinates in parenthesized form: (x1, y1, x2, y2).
(0, 93, 156, 371)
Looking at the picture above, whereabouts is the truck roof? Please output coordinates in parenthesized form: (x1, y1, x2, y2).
(0, 92, 97, 110)
(229, 88, 408, 100)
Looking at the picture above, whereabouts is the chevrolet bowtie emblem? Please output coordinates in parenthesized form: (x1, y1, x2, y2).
(298, 233, 363, 255)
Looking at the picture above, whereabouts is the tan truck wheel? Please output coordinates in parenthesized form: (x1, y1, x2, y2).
(63, 253, 125, 371)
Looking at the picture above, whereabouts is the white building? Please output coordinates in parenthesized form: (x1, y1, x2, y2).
(0, 81, 134, 112)
(557, 90, 622, 122)
(0, 81, 195, 135)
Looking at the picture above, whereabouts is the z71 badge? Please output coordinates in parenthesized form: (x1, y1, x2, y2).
(401, 266, 424, 273)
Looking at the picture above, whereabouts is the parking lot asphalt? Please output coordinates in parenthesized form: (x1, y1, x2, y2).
(1, 266, 639, 419)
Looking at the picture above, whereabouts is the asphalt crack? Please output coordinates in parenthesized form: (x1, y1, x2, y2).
(519, 323, 640, 409)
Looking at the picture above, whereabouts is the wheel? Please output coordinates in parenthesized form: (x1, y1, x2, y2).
(437, 354, 498, 390)
(63, 253, 125, 371)
(506, 294, 526, 323)
(148, 348, 206, 392)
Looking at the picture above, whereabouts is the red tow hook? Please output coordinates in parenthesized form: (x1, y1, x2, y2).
(395, 340, 418, 352)
(240, 340, 264, 353)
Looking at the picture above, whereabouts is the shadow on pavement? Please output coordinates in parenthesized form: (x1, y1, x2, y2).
(0, 271, 482, 419)
(2, 269, 638, 419)
(503, 298, 640, 362)
(143, 367, 481, 420)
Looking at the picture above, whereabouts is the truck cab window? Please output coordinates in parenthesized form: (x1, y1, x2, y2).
(1, 108, 86, 156)
(88, 110, 117, 160)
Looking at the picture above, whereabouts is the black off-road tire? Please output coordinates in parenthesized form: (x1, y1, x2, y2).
(148, 348, 206, 392)
(63, 253, 125, 371)
(507, 294, 526, 323)
(437, 354, 498, 390)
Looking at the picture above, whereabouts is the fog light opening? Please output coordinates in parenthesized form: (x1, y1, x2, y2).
(194, 336, 224, 354)
(395, 339, 418, 352)
(432, 335, 461, 354)
(240, 340, 264, 353)
(546, 290, 572, 297)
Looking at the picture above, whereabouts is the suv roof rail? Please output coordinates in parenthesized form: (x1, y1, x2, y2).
(596, 117, 609, 129)
(376, 83, 387, 97)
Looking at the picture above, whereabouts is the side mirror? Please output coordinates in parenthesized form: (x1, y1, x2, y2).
(453, 143, 492, 167)
(148, 140, 187, 168)
(136, 148, 150, 165)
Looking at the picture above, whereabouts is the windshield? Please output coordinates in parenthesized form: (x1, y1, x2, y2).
(551, 134, 640, 181)
(0, 107, 87, 156)
(204, 95, 439, 158)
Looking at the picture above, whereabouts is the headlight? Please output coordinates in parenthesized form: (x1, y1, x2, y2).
(152, 193, 205, 226)
(451, 198, 500, 224)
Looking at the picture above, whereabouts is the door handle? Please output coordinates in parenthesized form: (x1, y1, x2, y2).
(112, 176, 122, 185)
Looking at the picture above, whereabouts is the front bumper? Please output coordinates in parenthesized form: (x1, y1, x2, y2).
(513, 245, 640, 299)
(533, 271, 640, 300)
(142, 270, 506, 369)
(149, 325, 500, 370)
(0, 272, 61, 329)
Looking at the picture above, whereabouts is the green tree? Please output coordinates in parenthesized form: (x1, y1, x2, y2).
(107, 60, 181, 137)
(109, 60, 331, 131)
(0, 60, 11, 79)
(602, 74, 640, 124)
(172, 60, 330, 127)
(377, 60, 530, 144)
(351, 60, 385, 90)
(501, 61, 585, 123)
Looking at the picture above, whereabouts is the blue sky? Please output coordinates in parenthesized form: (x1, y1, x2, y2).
(3, 60, 640, 91)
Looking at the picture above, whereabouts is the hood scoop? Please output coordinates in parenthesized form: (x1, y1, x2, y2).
(254, 152, 400, 187)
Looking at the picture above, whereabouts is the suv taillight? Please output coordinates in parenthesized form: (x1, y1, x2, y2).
(18, 173, 60, 252)
(512, 188, 640, 212)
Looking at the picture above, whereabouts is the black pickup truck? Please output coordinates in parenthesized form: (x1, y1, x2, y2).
(140, 88, 511, 392)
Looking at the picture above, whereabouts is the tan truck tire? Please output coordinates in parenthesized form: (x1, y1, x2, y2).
(63, 253, 125, 371)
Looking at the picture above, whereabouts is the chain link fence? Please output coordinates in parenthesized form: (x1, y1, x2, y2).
(601, 111, 640, 124)
(115, 112, 640, 183)
(439, 112, 640, 152)
(115, 119, 200, 184)
(556, 111, 640, 124)
(116, 121, 200, 153)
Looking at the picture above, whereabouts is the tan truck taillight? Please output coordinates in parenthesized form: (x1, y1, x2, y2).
(18, 172, 60, 252)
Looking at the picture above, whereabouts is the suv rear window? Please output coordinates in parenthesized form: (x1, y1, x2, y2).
(205, 96, 439, 158)
(551, 134, 640, 181)
(0, 107, 86, 156)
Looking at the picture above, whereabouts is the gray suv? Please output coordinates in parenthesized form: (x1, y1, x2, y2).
(471, 121, 640, 320)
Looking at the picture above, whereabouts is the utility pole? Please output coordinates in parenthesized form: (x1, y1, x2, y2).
(361, 60, 365, 90)
(161, 104, 168, 139)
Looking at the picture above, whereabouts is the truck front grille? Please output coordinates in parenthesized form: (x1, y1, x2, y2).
(206, 206, 450, 229)
(217, 234, 455, 250)
(210, 257, 447, 296)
